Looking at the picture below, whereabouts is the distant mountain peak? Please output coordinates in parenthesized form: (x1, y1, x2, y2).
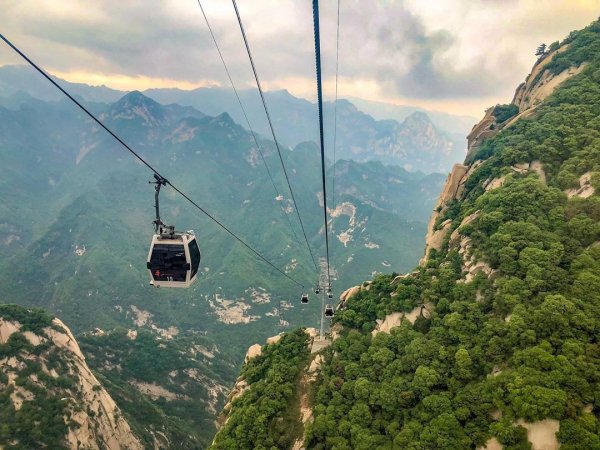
(404, 110, 433, 124)
(116, 90, 160, 107)
(207, 112, 238, 130)
(109, 91, 166, 126)
(335, 98, 358, 112)
(216, 111, 234, 122)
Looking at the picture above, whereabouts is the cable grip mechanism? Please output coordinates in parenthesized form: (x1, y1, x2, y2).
(150, 174, 174, 238)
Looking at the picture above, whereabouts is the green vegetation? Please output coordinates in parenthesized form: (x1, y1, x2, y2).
(544, 19, 600, 76)
(304, 19, 600, 450)
(492, 104, 519, 124)
(0, 385, 69, 450)
(0, 331, 33, 358)
(0, 305, 70, 449)
(212, 329, 310, 449)
(79, 327, 236, 449)
(0, 304, 54, 334)
(216, 18, 600, 450)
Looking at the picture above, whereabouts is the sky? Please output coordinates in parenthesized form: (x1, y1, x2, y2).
(1, 0, 599, 118)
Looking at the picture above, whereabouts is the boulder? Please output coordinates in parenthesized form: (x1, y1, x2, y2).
(0, 319, 21, 344)
(245, 344, 262, 362)
(477, 437, 502, 450)
(517, 419, 560, 450)
(566, 172, 595, 198)
(450, 211, 480, 243)
(372, 313, 403, 336)
(266, 334, 283, 345)
(339, 285, 360, 302)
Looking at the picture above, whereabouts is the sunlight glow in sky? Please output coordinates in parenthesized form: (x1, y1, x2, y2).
(2, 0, 600, 118)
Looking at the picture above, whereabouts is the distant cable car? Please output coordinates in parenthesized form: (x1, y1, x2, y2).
(327, 288, 333, 299)
(315, 285, 321, 294)
(147, 175, 201, 288)
(301, 293, 309, 304)
(325, 304, 334, 318)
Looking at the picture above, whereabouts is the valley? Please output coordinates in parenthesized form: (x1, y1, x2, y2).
(0, 70, 447, 447)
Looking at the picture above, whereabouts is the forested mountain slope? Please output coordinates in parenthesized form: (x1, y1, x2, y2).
(212, 18, 600, 450)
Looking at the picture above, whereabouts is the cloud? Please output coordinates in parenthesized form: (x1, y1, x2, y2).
(1, 0, 599, 116)
(331, 1, 500, 100)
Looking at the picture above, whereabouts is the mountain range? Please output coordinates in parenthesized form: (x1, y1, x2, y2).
(0, 65, 469, 173)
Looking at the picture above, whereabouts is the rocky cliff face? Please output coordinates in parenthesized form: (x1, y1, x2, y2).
(465, 42, 587, 164)
(0, 305, 142, 450)
(424, 39, 589, 264)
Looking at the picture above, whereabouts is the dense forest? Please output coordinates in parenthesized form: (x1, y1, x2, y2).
(212, 329, 310, 449)
(212, 18, 600, 450)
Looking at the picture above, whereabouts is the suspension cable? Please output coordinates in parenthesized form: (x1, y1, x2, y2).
(0, 32, 305, 289)
(231, 0, 319, 274)
(331, 0, 340, 217)
(196, 0, 312, 278)
(312, 0, 332, 290)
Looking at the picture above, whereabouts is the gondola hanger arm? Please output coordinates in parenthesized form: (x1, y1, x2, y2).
(150, 174, 171, 235)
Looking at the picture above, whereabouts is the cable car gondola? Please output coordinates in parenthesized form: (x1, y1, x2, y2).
(301, 293, 309, 304)
(147, 228, 201, 288)
(147, 175, 201, 288)
(325, 304, 334, 318)
(314, 285, 321, 294)
(327, 288, 333, 299)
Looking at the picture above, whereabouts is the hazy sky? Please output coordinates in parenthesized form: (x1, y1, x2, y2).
(1, 0, 599, 117)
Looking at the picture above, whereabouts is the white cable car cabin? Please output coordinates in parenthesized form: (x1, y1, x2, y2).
(301, 293, 309, 304)
(147, 230, 201, 288)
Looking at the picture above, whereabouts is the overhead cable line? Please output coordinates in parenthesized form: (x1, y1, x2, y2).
(196, 0, 311, 278)
(0, 32, 305, 289)
(312, 0, 332, 290)
(331, 0, 340, 217)
(330, 0, 341, 277)
(231, 0, 319, 274)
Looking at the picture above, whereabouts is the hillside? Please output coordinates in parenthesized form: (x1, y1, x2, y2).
(211, 18, 600, 449)
(78, 327, 237, 448)
(0, 304, 142, 449)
